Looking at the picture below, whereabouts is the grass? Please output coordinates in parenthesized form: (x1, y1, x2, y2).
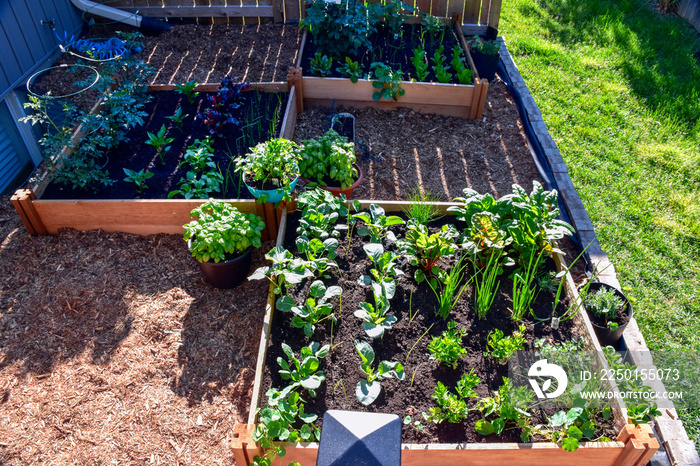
(499, 0, 700, 447)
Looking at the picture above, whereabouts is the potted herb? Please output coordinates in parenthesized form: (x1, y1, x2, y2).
(583, 282, 633, 347)
(235, 138, 300, 203)
(183, 199, 265, 288)
(298, 129, 363, 198)
(468, 36, 501, 81)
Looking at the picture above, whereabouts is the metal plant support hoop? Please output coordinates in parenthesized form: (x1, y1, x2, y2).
(26, 64, 101, 100)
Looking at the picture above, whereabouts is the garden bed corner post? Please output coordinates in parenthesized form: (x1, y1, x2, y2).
(288, 67, 304, 114)
(614, 424, 659, 466)
(231, 423, 262, 465)
(10, 189, 47, 236)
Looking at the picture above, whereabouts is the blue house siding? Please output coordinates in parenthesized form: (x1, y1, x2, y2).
(0, 0, 82, 194)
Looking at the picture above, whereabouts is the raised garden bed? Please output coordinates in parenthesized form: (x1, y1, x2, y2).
(230, 203, 659, 465)
(12, 82, 296, 240)
(293, 15, 489, 120)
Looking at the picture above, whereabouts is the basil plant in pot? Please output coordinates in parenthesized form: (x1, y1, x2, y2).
(235, 138, 300, 203)
(298, 129, 363, 198)
(184, 199, 265, 288)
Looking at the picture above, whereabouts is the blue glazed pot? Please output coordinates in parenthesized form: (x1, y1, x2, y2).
(244, 175, 298, 203)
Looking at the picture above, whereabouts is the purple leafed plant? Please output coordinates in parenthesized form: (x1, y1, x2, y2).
(198, 75, 250, 136)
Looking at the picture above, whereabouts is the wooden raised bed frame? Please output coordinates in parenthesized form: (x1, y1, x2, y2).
(230, 204, 659, 466)
(293, 14, 490, 120)
(11, 82, 296, 241)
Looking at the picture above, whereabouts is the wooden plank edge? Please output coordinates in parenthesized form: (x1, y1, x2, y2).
(10, 189, 39, 236)
(279, 85, 297, 140)
(304, 98, 471, 119)
(246, 207, 287, 425)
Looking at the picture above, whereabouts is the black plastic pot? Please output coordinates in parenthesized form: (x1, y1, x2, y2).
(471, 51, 500, 82)
(196, 247, 253, 289)
(585, 282, 633, 348)
(331, 112, 355, 142)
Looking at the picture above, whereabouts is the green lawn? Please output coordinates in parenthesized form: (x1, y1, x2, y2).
(498, 0, 700, 445)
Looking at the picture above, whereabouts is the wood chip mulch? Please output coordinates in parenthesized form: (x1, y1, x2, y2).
(0, 199, 273, 464)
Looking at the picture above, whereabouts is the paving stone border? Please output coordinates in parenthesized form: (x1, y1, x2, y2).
(497, 37, 700, 466)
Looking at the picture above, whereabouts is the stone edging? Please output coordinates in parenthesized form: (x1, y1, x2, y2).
(497, 37, 700, 466)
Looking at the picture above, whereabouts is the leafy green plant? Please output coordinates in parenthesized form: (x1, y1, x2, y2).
(166, 106, 188, 131)
(424, 369, 480, 423)
(431, 45, 452, 83)
(277, 341, 330, 396)
(361, 242, 404, 298)
(475, 377, 534, 442)
(418, 254, 471, 319)
(469, 36, 501, 56)
(296, 236, 339, 278)
(427, 322, 467, 369)
(296, 188, 351, 240)
(484, 325, 527, 364)
(276, 281, 341, 337)
(298, 129, 358, 190)
(354, 293, 396, 338)
(398, 222, 458, 271)
(355, 204, 405, 243)
(169, 137, 223, 199)
(175, 79, 198, 104)
(410, 45, 429, 82)
(355, 340, 404, 405)
(235, 138, 300, 192)
(379, 0, 414, 35)
(472, 250, 503, 319)
(122, 168, 153, 195)
(584, 287, 625, 330)
(183, 199, 265, 263)
(145, 124, 174, 165)
(336, 56, 362, 82)
(198, 76, 249, 137)
(451, 47, 474, 84)
(420, 12, 443, 40)
(310, 52, 333, 77)
(541, 398, 612, 452)
(371, 62, 405, 101)
(300, 0, 381, 58)
(252, 388, 318, 466)
(248, 246, 316, 295)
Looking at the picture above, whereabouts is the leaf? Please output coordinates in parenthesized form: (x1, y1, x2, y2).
(355, 340, 375, 364)
(364, 322, 386, 338)
(562, 437, 580, 452)
(492, 418, 505, 435)
(567, 425, 583, 440)
(475, 420, 494, 435)
(276, 295, 295, 312)
(356, 379, 381, 405)
(309, 280, 326, 298)
(550, 410, 567, 427)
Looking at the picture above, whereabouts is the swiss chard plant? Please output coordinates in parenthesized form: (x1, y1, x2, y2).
(276, 280, 341, 337)
(248, 246, 316, 295)
(336, 56, 363, 83)
(427, 321, 467, 369)
(310, 52, 333, 77)
(355, 340, 404, 405)
(198, 76, 250, 136)
(397, 221, 458, 271)
(484, 325, 527, 364)
(355, 204, 405, 243)
(424, 369, 480, 424)
(277, 341, 330, 397)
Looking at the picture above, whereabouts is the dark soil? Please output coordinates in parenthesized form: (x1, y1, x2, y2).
(261, 212, 616, 445)
(301, 23, 471, 84)
(41, 89, 287, 200)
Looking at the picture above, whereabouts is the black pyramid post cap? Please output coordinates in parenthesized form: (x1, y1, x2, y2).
(316, 410, 401, 466)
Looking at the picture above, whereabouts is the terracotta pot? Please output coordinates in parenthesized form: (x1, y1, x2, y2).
(302, 164, 364, 199)
(191, 244, 253, 289)
(585, 282, 633, 348)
